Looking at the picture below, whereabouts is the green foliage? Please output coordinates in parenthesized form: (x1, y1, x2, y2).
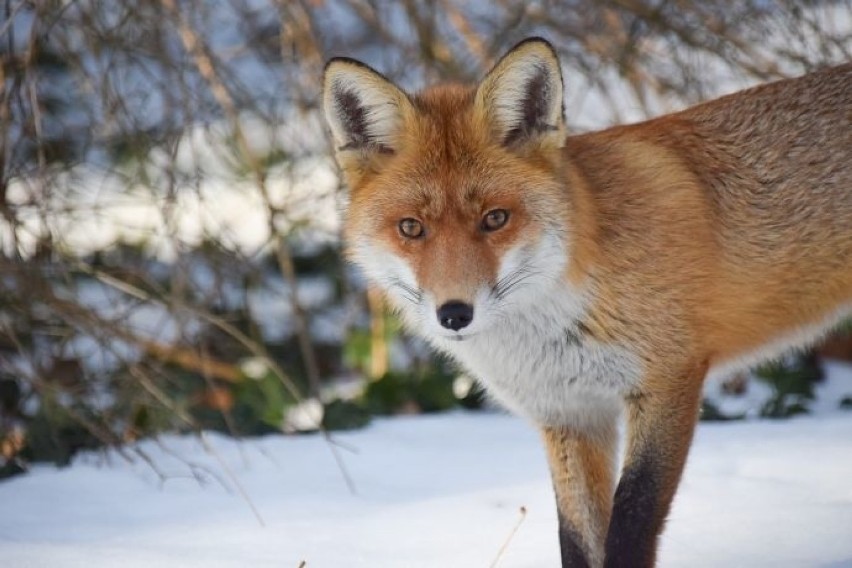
(0, 458, 26, 481)
(321, 399, 372, 431)
(228, 373, 298, 435)
(0, 378, 20, 417)
(126, 403, 176, 440)
(22, 394, 103, 467)
(362, 368, 458, 416)
(342, 308, 403, 378)
(835, 319, 852, 335)
(291, 245, 344, 278)
(457, 381, 487, 410)
(754, 354, 823, 419)
(343, 328, 373, 377)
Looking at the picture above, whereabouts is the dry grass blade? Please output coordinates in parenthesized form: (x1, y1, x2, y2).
(490, 506, 528, 568)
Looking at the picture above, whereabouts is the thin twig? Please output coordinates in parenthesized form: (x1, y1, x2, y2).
(490, 506, 528, 568)
(160, 0, 323, 400)
(199, 431, 266, 527)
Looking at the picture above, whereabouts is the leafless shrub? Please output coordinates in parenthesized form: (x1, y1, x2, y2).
(1, 0, 849, 468)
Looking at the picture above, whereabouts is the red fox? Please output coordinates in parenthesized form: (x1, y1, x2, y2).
(322, 38, 852, 567)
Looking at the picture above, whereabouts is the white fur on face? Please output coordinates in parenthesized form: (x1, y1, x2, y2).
(493, 228, 569, 308)
(348, 238, 426, 330)
(353, 229, 643, 433)
(429, 230, 641, 432)
(404, 229, 572, 341)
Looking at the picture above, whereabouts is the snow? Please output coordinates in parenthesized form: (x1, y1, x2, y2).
(2, 364, 852, 567)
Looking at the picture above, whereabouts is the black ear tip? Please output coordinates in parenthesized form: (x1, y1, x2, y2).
(324, 57, 368, 80)
(325, 56, 365, 71)
(512, 36, 557, 55)
(324, 57, 344, 71)
(322, 57, 399, 90)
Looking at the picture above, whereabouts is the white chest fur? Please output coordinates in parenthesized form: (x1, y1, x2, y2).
(432, 289, 642, 431)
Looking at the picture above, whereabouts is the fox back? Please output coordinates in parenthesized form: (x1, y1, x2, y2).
(323, 39, 852, 567)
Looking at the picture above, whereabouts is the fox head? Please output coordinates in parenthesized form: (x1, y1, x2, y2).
(323, 38, 580, 342)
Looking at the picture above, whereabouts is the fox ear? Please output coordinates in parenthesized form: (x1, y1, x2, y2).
(475, 38, 565, 148)
(322, 58, 412, 159)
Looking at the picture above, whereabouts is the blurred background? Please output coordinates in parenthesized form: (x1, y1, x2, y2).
(1, 0, 851, 477)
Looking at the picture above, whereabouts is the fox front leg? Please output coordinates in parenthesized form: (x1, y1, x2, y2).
(542, 421, 618, 568)
(604, 364, 706, 568)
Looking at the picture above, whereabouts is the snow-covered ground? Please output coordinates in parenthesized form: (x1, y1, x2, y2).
(2, 363, 852, 567)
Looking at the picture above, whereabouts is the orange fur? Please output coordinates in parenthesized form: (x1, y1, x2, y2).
(323, 39, 852, 567)
(543, 425, 618, 567)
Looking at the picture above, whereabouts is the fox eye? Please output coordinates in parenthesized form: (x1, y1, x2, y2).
(398, 218, 425, 239)
(481, 209, 509, 232)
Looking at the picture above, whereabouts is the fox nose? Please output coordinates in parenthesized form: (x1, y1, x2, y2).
(437, 301, 474, 331)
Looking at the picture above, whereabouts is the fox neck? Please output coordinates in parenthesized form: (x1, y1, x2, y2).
(429, 277, 640, 430)
(560, 157, 604, 287)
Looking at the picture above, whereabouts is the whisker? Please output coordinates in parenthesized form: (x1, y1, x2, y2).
(492, 267, 530, 296)
(385, 277, 423, 305)
(493, 265, 543, 301)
